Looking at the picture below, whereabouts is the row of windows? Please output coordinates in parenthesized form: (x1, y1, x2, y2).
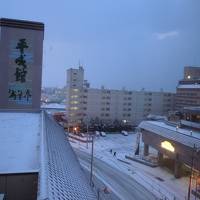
(145, 98, 152, 101)
(176, 100, 198, 104)
(124, 97, 132, 100)
(123, 113, 131, 117)
(101, 108, 110, 111)
(102, 90, 111, 94)
(102, 102, 110, 105)
(101, 113, 110, 117)
(176, 93, 199, 96)
(163, 99, 171, 102)
(144, 108, 151, 112)
(124, 91, 132, 95)
(123, 108, 132, 111)
(102, 96, 111, 100)
(163, 104, 172, 107)
(145, 92, 152, 96)
(123, 102, 132, 106)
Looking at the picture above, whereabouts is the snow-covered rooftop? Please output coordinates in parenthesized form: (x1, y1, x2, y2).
(38, 112, 96, 200)
(139, 121, 200, 148)
(41, 103, 65, 110)
(0, 112, 40, 174)
(177, 84, 200, 89)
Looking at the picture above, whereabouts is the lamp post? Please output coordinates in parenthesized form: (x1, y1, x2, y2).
(90, 134, 94, 187)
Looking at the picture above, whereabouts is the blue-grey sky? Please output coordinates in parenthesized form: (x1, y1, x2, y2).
(1, 0, 200, 92)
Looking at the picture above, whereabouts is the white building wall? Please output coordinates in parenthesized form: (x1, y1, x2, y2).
(66, 67, 175, 126)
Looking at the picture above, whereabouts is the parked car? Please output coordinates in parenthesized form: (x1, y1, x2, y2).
(121, 130, 128, 136)
(95, 131, 100, 136)
(100, 131, 106, 137)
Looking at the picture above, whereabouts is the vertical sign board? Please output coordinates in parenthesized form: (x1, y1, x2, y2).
(0, 18, 44, 112)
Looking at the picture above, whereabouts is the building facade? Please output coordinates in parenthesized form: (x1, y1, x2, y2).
(66, 67, 175, 127)
(175, 66, 200, 111)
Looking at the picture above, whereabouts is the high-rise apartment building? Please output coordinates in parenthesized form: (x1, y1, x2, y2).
(66, 67, 175, 127)
(175, 66, 200, 110)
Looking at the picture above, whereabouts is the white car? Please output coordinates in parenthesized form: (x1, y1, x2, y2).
(100, 131, 106, 137)
(121, 130, 128, 136)
(95, 131, 100, 136)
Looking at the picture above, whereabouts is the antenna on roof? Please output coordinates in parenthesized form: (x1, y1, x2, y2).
(78, 59, 84, 70)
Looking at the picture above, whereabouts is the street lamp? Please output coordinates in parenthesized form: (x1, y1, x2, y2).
(90, 134, 95, 187)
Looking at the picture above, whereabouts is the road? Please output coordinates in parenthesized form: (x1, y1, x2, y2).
(75, 149, 157, 200)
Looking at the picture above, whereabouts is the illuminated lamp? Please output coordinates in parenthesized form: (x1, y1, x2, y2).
(161, 141, 175, 152)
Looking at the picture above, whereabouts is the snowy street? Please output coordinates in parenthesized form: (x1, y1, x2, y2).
(76, 149, 156, 200)
(70, 133, 191, 200)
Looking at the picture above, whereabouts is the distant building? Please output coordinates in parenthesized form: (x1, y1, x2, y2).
(180, 106, 200, 130)
(175, 66, 200, 110)
(66, 66, 175, 127)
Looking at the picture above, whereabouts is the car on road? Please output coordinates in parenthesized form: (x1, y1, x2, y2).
(100, 131, 106, 137)
(95, 131, 100, 136)
(121, 130, 128, 136)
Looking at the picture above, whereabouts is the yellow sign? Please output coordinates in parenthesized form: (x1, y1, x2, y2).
(161, 141, 175, 152)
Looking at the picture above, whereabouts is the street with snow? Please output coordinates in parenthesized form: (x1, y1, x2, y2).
(69, 133, 191, 200)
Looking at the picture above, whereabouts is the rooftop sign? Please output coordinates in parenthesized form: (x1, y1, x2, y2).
(0, 18, 44, 112)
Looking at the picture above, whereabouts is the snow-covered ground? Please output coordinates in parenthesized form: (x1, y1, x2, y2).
(70, 133, 191, 200)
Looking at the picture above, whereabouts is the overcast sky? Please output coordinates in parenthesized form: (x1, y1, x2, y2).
(1, 0, 200, 92)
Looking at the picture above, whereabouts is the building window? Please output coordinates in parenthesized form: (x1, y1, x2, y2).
(70, 101, 79, 104)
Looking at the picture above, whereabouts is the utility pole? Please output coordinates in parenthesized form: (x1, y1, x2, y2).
(90, 135, 94, 187)
(188, 144, 196, 200)
(86, 121, 89, 149)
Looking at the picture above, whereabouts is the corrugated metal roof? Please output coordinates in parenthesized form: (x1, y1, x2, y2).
(38, 112, 96, 200)
(139, 121, 200, 149)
